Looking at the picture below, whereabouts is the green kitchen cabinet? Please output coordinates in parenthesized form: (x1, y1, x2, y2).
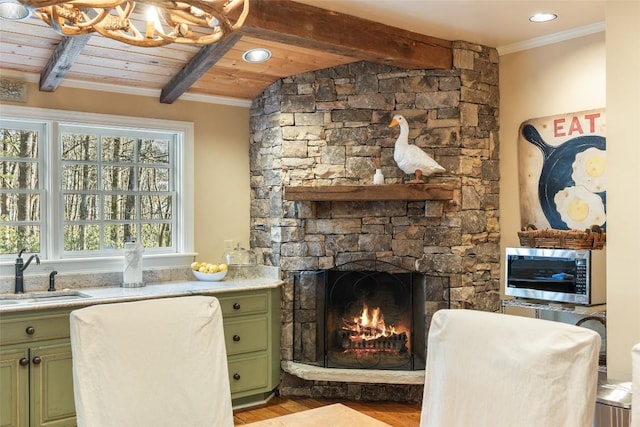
(217, 287, 281, 405)
(0, 285, 282, 421)
(0, 309, 76, 427)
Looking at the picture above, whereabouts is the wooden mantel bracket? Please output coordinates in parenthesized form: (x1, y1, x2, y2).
(283, 184, 454, 202)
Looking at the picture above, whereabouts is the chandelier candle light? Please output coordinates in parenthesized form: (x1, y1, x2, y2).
(13, 0, 249, 47)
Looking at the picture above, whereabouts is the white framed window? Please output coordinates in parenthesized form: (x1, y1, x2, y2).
(0, 105, 194, 274)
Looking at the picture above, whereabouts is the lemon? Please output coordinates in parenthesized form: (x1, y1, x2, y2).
(193, 261, 226, 274)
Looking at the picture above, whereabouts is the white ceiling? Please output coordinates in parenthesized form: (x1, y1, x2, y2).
(294, 0, 606, 51)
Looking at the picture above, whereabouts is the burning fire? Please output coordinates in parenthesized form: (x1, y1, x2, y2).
(343, 304, 399, 341)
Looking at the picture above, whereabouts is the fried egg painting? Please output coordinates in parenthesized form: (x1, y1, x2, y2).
(554, 186, 606, 229)
(518, 109, 606, 231)
(572, 147, 606, 193)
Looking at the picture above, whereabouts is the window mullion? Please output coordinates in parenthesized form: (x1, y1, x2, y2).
(48, 120, 60, 261)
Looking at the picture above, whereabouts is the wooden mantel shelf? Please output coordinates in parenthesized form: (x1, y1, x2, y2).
(283, 184, 454, 201)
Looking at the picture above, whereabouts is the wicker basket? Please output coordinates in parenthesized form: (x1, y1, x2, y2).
(518, 225, 606, 250)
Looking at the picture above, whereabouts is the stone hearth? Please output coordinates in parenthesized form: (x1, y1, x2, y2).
(249, 41, 501, 401)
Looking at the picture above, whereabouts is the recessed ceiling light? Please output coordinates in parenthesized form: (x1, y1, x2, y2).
(242, 48, 272, 63)
(0, 0, 31, 20)
(529, 12, 558, 23)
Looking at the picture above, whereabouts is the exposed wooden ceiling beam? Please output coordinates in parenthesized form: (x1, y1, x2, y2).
(34, 0, 452, 102)
(239, 0, 452, 70)
(160, 33, 242, 104)
(39, 34, 91, 92)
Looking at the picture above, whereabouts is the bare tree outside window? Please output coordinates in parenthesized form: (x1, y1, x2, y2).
(1, 119, 178, 258)
(0, 127, 41, 254)
(61, 129, 174, 253)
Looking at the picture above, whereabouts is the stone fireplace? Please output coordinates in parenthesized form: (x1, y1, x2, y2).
(249, 41, 501, 401)
(293, 260, 431, 372)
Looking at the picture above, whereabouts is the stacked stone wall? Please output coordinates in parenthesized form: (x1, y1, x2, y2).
(249, 41, 501, 401)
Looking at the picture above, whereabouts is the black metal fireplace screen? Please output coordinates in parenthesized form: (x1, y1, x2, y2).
(293, 260, 449, 371)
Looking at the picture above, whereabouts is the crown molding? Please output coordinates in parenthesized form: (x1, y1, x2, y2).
(0, 70, 252, 108)
(497, 22, 606, 56)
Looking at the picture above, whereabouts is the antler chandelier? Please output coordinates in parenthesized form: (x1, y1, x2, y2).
(17, 0, 249, 47)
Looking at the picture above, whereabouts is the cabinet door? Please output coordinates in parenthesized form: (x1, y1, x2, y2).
(228, 353, 269, 396)
(29, 341, 76, 427)
(0, 346, 29, 427)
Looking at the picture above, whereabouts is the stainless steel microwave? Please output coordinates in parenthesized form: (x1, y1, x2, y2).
(504, 247, 606, 305)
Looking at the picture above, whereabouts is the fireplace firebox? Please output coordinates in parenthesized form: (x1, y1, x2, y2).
(293, 261, 438, 371)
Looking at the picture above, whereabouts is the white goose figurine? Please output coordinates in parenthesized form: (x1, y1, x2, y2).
(389, 114, 445, 183)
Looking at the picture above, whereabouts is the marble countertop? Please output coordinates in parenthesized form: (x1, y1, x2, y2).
(0, 277, 283, 314)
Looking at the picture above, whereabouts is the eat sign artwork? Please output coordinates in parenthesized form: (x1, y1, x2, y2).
(517, 109, 606, 231)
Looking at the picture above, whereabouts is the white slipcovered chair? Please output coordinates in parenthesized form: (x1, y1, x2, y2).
(70, 296, 234, 427)
(420, 309, 601, 427)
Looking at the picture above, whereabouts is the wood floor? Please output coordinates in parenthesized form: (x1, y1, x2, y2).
(233, 396, 422, 426)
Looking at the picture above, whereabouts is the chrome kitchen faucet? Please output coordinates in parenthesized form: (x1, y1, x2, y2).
(15, 249, 40, 293)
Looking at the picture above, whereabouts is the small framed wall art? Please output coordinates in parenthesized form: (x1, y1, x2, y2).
(0, 78, 27, 103)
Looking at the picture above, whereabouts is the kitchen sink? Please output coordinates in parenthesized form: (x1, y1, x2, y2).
(0, 290, 91, 304)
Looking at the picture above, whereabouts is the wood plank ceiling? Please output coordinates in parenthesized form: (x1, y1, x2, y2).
(0, 0, 452, 103)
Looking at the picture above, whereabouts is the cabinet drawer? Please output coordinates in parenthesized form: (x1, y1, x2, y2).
(223, 317, 268, 356)
(0, 312, 70, 345)
(228, 354, 269, 394)
(218, 293, 267, 317)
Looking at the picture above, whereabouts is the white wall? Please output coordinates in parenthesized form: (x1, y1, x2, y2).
(500, 2, 640, 380)
(499, 31, 606, 249)
(605, 0, 640, 381)
(499, 30, 607, 355)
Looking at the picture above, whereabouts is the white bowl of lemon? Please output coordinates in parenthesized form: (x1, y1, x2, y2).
(191, 262, 228, 282)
